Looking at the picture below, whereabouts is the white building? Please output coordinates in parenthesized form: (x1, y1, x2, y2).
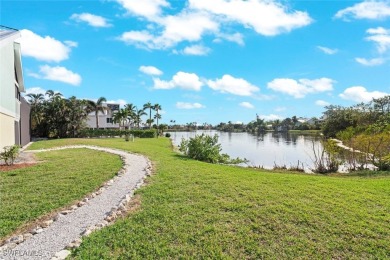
(86, 103, 121, 129)
(0, 26, 30, 150)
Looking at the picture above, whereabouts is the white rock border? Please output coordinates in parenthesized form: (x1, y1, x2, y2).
(0, 145, 153, 260)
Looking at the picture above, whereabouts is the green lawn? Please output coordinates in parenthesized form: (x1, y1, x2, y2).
(24, 138, 390, 259)
(0, 148, 122, 239)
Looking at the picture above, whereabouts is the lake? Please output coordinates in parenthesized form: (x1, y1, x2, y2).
(168, 130, 323, 171)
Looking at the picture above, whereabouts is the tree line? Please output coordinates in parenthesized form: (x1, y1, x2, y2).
(26, 91, 163, 138)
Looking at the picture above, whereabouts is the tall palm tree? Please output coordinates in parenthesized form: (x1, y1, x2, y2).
(135, 109, 147, 129)
(113, 108, 128, 130)
(153, 103, 162, 130)
(125, 103, 137, 129)
(143, 102, 153, 129)
(87, 97, 108, 129)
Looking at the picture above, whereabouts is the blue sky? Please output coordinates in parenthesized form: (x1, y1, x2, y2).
(2, 0, 390, 125)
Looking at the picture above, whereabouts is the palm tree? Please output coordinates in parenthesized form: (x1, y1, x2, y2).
(113, 108, 128, 130)
(134, 109, 147, 129)
(87, 97, 108, 129)
(153, 103, 162, 130)
(143, 102, 153, 129)
(125, 103, 137, 129)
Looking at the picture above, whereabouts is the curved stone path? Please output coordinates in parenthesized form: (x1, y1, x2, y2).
(0, 145, 151, 260)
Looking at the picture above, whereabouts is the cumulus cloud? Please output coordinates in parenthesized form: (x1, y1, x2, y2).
(355, 57, 385, 66)
(239, 102, 255, 109)
(116, 0, 169, 18)
(153, 71, 203, 91)
(315, 100, 331, 107)
(24, 87, 47, 96)
(335, 1, 390, 20)
(339, 86, 389, 102)
(30, 65, 82, 86)
(70, 13, 112, 27)
(118, 12, 218, 49)
(181, 44, 211, 56)
(317, 46, 338, 55)
(116, 0, 312, 50)
(17, 29, 75, 62)
(207, 74, 260, 96)
(176, 102, 205, 109)
(267, 77, 334, 98)
(139, 65, 163, 76)
(189, 0, 312, 36)
(365, 27, 390, 53)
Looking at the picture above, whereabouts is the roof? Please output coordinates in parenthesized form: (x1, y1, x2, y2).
(0, 25, 20, 41)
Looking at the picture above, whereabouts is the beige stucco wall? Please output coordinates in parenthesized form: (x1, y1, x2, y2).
(0, 113, 15, 150)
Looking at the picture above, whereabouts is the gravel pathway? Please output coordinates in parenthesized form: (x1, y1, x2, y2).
(0, 145, 151, 260)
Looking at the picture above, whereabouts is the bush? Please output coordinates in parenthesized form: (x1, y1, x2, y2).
(165, 133, 171, 138)
(179, 134, 246, 164)
(0, 145, 20, 165)
(79, 129, 156, 138)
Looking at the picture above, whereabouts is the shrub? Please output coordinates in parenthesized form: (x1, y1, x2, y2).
(0, 145, 20, 165)
(165, 133, 171, 138)
(78, 129, 156, 138)
(179, 134, 246, 164)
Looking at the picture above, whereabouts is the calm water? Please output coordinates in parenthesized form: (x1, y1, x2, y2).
(169, 130, 323, 171)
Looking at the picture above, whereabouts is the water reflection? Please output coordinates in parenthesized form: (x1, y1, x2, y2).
(168, 130, 323, 171)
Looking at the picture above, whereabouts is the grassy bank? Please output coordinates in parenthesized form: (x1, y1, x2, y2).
(25, 138, 390, 259)
(0, 148, 122, 239)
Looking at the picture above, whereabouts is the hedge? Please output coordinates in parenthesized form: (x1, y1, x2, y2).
(79, 129, 156, 138)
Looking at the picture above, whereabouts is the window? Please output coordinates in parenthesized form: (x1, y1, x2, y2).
(106, 118, 113, 124)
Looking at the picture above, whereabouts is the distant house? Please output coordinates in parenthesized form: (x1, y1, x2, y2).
(86, 103, 121, 129)
(0, 26, 30, 150)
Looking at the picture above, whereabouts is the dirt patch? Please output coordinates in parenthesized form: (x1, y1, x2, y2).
(0, 152, 38, 172)
(0, 163, 37, 172)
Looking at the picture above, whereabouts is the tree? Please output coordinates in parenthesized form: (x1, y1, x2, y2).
(143, 102, 153, 129)
(87, 97, 108, 129)
(125, 103, 137, 129)
(134, 109, 147, 129)
(153, 103, 162, 131)
(113, 109, 129, 130)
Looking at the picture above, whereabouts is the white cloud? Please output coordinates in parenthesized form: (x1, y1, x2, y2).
(267, 77, 334, 98)
(317, 46, 338, 55)
(207, 74, 260, 96)
(116, 0, 169, 18)
(64, 40, 78, 48)
(189, 0, 312, 36)
(24, 87, 47, 96)
(139, 65, 163, 76)
(119, 12, 219, 49)
(239, 102, 255, 109)
(17, 29, 74, 62)
(70, 13, 112, 27)
(274, 106, 286, 112)
(176, 102, 205, 109)
(335, 1, 390, 20)
(355, 57, 385, 66)
(153, 71, 203, 91)
(30, 65, 82, 86)
(181, 44, 211, 56)
(117, 0, 312, 50)
(339, 86, 389, 103)
(315, 100, 331, 107)
(365, 27, 390, 53)
(215, 32, 245, 45)
(258, 114, 283, 121)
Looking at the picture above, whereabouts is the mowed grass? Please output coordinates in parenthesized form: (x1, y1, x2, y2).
(0, 148, 122, 239)
(28, 138, 390, 259)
